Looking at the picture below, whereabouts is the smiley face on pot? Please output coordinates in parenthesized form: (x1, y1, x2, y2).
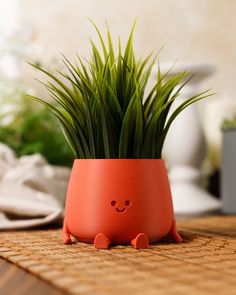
(111, 200, 132, 213)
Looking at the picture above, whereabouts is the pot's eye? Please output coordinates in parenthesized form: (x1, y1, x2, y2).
(125, 200, 131, 207)
(111, 200, 116, 206)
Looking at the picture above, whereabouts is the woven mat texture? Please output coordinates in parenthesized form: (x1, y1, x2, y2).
(0, 216, 235, 295)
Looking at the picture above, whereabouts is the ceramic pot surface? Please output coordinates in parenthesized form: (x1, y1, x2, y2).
(64, 159, 175, 244)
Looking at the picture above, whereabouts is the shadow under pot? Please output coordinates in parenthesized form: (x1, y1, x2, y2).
(63, 159, 182, 249)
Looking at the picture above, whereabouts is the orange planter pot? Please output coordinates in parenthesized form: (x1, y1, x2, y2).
(63, 159, 182, 249)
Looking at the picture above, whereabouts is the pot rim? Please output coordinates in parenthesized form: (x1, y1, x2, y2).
(73, 158, 164, 162)
(222, 128, 236, 132)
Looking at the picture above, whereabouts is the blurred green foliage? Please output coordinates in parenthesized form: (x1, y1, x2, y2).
(222, 116, 236, 130)
(0, 83, 73, 166)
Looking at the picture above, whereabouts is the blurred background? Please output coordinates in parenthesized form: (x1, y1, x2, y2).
(0, 0, 236, 203)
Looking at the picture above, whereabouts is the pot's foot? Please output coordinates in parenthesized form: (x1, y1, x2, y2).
(94, 233, 111, 249)
(62, 219, 72, 244)
(131, 233, 149, 249)
(169, 219, 182, 243)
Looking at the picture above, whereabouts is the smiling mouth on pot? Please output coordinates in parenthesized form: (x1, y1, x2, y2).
(116, 207, 126, 213)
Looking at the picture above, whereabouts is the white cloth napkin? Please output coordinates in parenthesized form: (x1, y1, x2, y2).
(0, 143, 71, 230)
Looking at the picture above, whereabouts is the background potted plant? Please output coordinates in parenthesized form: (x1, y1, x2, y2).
(29, 21, 212, 249)
(221, 116, 236, 214)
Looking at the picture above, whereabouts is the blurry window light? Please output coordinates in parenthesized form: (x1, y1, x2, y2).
(0, 0, 19, 34)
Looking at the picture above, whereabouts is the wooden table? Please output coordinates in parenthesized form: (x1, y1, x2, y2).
(0, 258, 65, 295)
(0, 215, 235, 295)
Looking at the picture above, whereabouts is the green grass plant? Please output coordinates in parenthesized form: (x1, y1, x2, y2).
(29, 21, 212, 159)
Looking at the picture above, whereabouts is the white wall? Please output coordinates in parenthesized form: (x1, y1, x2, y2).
(20, 0, 236, 99)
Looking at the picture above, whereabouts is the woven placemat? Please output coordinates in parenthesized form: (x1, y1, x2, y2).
(0, 216, 235, 295)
